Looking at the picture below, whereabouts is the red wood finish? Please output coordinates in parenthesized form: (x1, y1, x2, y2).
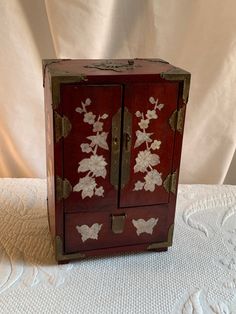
(43, 58, 190, 263)
(119, 82, 179, 208)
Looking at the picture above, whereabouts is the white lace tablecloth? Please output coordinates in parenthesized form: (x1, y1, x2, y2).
(0, 179, 236, 314)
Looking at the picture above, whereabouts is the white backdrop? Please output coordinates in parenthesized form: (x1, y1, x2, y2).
(0, 0, 236, 183)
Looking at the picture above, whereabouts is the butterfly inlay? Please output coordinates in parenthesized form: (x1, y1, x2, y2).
(132, 218, 158, 236)
(76, 223, 103, 242)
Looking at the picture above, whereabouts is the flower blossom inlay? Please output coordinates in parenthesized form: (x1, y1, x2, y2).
(133, 97, 164, 192)
(73, 98, 109, 199)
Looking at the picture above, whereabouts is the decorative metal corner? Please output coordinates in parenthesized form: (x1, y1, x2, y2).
(147, 224, 174, 250)
(169, 106, 186, 133)
(43, 59, 72, 87)
(84, 60, 141, 72)
(54, 111, 72, 142)
(56, 176, 72, 201)
(51, 75, 88, 109)
(55, 236, 85, 262)
(163, 171, 177, 194)
(161, 67, 191, 104)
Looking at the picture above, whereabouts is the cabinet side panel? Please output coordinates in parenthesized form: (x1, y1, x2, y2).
(44, 69, 56, 238)
(167, 80, 189, 229)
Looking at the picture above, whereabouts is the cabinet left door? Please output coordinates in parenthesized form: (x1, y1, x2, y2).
(60, 84, 122, 212)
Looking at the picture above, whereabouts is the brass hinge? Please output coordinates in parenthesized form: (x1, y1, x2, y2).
(54, 111, 72, 142)
(147, 224, 174, 250)
(163, 171, 177, 194)
(169, 106, 185, 133)
(161, 67, 191, 104)
(56, 176, 72, 201)
(55, 236, 85, 262)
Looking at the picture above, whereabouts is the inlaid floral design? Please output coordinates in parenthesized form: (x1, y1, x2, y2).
(73, 98, 109, 199)
(132, 218, 158, 236)
(133, 97, 164, 192)
(76, 223, 103, 242)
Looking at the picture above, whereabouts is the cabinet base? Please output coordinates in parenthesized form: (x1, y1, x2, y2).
(56, 246, 169, 264)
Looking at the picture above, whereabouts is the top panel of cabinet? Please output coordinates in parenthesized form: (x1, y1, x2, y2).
(43, 58, 190, 81)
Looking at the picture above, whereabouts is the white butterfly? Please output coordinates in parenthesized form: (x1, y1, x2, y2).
(76, 223, 103, 242)
(132, 218, 158, 236)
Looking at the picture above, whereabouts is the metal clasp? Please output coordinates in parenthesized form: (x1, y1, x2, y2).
(111, 214, 126, 234)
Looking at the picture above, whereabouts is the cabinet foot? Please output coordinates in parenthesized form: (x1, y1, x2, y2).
(151, 247, 168, 252)
(57, 259, 70, 265)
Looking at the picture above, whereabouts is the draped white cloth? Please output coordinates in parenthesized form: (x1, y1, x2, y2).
(0, 0, 236, 183)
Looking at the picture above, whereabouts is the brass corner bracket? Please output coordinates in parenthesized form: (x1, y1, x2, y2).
(147, 224, 174, 250)
(55, 236, 85, 262)
(51, 75, 88, 109)
(161, 67, 191, 104)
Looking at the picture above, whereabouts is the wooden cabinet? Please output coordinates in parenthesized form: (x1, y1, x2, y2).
(43, 59, 190, 263)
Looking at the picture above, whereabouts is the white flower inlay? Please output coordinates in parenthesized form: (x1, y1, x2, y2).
(132, 218, 158, 236)
(76, 223, 103, 242)
(133, 97, 164, 192)
(73, 98, 109, 199)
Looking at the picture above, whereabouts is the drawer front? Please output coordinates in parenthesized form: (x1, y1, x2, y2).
(64, 205, 168, 254)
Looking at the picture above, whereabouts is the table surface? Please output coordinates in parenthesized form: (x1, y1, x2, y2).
(0, 179, 236, 314)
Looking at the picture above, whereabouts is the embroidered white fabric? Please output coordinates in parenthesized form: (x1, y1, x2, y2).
(0, 179, 236, 313)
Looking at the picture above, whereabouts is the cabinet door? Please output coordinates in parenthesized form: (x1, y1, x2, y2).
(61, 85, 122, 212)
(119, 82, 179, 208)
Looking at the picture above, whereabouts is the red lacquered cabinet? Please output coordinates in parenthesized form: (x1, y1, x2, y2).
(43, 59, 190, 263)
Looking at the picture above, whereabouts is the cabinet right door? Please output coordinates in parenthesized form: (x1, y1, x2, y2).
(119, 82, 179, 208)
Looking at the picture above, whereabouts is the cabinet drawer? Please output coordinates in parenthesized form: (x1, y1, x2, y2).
(64, 205, 168, 254)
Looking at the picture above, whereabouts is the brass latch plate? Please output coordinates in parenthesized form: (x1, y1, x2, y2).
(111, 214, 126, 234)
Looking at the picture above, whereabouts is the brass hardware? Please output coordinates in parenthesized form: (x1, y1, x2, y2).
(135, 58, 169, 64)
(84, 60, 140, 72)
(176, 106, 185, 133)
(51, 75, 88, 109)
(163, 171, 177, 194)
(169, 106, 185, 133)
(110, 109, 122, 189)
(161, 67, 191, 104)
(120, 107, 132, 189)
(42, 59, 72, 87)
(111, 214, 126, 234)
(54, 111, 72, 142)
(56, 176, 72, 201)
(169, 110, 177, 132)
(55, 236, 85, 261)
(147, 224, 174, 250)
